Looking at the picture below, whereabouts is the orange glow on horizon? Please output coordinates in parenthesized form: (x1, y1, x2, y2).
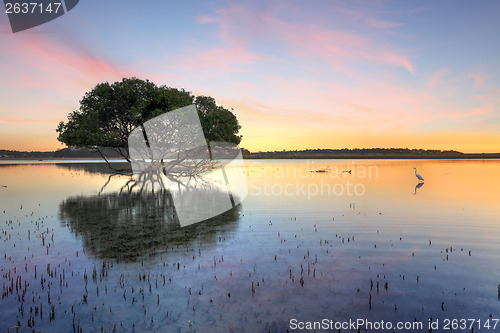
(239, 132, 500, 154)
(1, 2, 499, 155)
(1, 121, 500, 154)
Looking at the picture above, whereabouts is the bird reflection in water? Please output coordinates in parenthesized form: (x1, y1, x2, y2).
(414, 182, 425, 195)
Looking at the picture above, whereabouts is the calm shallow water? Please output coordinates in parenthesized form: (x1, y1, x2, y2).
(0, 159, 499, 332)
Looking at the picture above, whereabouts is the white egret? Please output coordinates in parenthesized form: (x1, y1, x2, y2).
(413, 168, 424, 182)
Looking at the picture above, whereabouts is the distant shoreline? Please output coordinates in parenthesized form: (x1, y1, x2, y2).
(0, 157, 125, 161)
(2, 147, 500, 161)
(1, 155, 500, 162)
(243, 153, 500, 159)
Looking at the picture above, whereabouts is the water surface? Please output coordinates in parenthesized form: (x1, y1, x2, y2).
(0, 159, 499, 332)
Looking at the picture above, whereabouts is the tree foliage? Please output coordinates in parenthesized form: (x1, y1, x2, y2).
(195, 96, 242, 145)
(56, 78, 242, 161)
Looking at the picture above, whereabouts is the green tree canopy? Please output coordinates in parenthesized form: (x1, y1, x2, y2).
(195, 96, 242, 145)
(56, 77, 242, 161)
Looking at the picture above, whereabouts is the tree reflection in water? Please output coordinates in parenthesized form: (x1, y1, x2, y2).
(59, 190, 241, 261)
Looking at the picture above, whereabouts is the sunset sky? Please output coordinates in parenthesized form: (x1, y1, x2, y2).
(0, 1, 499, 153)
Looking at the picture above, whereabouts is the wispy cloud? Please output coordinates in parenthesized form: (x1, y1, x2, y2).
(426, 68, 451, 87)
(194, 4, 415, 73)
(469, 73, 490, 88)
(0, 32, 136, 99)
(196, 16, 219, 24)
(175, 47, 264, 72)
(0, 30, 139, 150)
(453, 107, 491, 119)
(366, 18, 403, 29)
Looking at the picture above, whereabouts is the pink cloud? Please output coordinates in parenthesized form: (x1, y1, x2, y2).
(202, 4, 415, 73)
(23, 34, 133, 83)
(469, 73, 489, 88)
(176, 47, 264, 72)
(335, 5, 408, 29)
(361, 50, 414, 73)
(0, 31, 140, 139)
(453, 107, 491, 119)
(334, 7, 364, 21)
(196, 16, 219, 24)
(222, 74, 436, 135)
(366, 18, 403, 29)
(426, 68, 451, 87)
(0, 31, 137, 95)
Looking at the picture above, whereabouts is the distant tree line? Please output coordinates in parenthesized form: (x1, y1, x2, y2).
(257, 148, 463, 154)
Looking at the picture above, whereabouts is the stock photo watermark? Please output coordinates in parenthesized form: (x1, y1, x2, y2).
(289, 317, 499, 331)
(3, 0, 79, 33)
(247, 161, 379, 199)
(128, 105, 248, 227)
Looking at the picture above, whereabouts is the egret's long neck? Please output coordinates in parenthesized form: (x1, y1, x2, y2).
(414, 169, 417, 175)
